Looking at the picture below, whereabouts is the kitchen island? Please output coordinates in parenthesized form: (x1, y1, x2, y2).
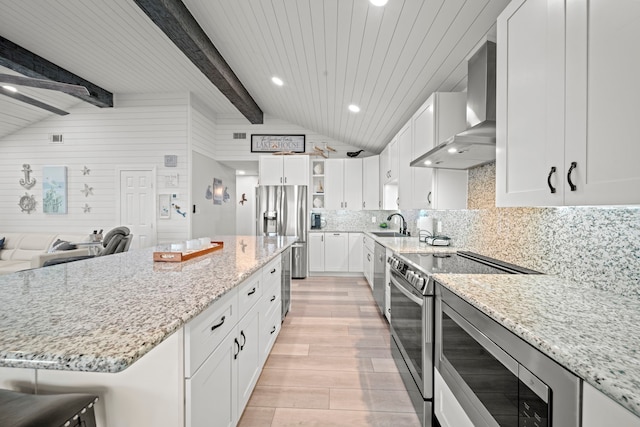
(0, 235, 296, 426)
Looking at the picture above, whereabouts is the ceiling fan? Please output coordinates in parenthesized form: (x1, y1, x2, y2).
(0, 73, 90, 115)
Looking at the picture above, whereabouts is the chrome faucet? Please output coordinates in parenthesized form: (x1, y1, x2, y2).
(387, 213, 407, 235)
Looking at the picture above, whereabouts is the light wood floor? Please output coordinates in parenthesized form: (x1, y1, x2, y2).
(238, 275, 421, 427)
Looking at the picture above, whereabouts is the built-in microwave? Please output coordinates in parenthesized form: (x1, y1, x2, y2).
(435, 285, 581, 427)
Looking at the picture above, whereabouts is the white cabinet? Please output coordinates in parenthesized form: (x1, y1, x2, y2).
(387, 138, 398, 183)
(259, 155, 309, 186)
(363, 235, 374, 289)
(497, 0, 640, 207)
(380, 144, 390, 184)
(324, 232, 349, 272)
(236, 308, 261, 414)
(397, 123, 413, 209)
(411, 92, 468, 209)
(311, 160, 325, 208)
(324, 158, 362, 210)
(362, 156, 380, 210)
(308, 233, 325, 272)
(434, 369, 475, 427)
(582, 382, 640, 427)
(348, 232, 363, 273)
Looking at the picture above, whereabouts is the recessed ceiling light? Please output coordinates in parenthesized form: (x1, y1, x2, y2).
(1, 85, 17, 92)
(424, 160, 432, 166)
(348, 104, 360, 113)
(271, 76, 284, 86)
(369, 0, 388, 6)
(447, 147, 458, 154)
(238, 170, 246, 175)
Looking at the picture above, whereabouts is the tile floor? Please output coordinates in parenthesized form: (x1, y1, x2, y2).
(238, 276, 421, 427)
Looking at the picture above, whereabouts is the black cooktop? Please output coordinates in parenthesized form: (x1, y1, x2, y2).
(399, 251, 539, 276)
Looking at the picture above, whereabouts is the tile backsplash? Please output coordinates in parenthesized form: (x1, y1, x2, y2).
(314, 162, 640, 296)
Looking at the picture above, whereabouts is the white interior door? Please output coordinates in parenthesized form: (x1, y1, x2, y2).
(120, 169, 156, 249)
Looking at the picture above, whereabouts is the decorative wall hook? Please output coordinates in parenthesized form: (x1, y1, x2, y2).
(19, 164, 36, 189)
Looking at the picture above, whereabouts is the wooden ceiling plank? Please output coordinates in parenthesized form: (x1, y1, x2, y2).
(0, 35, 113, 108)
(0, 87, 69, 115)
(133, 0, 263, 124)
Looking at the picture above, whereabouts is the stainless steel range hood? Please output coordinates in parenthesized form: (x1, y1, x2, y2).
(411, 41, 496, 170)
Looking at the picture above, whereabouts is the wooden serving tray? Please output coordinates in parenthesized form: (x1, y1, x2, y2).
(153, 241, 224, 262)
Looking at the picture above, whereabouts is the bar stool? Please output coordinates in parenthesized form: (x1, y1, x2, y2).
(0, 388, 98, 427)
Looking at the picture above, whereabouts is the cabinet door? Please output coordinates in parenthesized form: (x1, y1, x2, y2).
(496, 0, 566, 206)
(380, 145, 390, 183)
(308, 233, 325, 272)
(582, 382, 640, 427)
(237, 309, 261, 417)
(387, 138, 399, 182)
(259, 156, 284, 186)
(324, 159, 344, 209)
(364, 247, 373, 289)
(564, 0, 640, 205)
(412, 98, 436, 208)
(283, 156, 309, 186)
(348, 233, 363, 272)
(343, 159, 363, 210)
(434, 369, 474, 427)
(362, 156, 380, 210)
(433, 170, 468, 209)
(324, 233, 348, 272)
(397, 123, 414, 209)
(186, 332, 238, 427)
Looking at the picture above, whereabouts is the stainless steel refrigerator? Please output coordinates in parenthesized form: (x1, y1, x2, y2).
(256, 185, 308, 279)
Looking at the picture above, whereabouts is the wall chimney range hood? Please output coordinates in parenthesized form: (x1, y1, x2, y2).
(411, 41, 496, 170)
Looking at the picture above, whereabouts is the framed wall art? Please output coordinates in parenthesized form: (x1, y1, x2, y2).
(42, 166, 67, 214)
(250, 134, 305, 153)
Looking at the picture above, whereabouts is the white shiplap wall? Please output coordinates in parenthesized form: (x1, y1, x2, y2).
(0, 93, 190, 244)
(214, 113, 372, 163)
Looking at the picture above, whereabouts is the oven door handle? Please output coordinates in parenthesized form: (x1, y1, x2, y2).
(390, 275, 423, 306)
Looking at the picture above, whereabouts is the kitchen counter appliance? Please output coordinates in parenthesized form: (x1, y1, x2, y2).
(388, 251, 539, 427)
(436, 285, 581, 426)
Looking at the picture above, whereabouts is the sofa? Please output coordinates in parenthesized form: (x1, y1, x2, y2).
(0, 232, 92, 275)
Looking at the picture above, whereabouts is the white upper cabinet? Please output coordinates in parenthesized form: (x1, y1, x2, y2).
(497, 0, 640, 206)
(397, 123, 414, 209)
(383, 138, 399, 184)
(259, 155, 309, 186)
(362, 156, 380, 210)
(324, 158, 363, 210)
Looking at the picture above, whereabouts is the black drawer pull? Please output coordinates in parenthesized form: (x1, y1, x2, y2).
(270, 326, 277, 334)
(270, 268, 276, 274)
(240, 330, 246, 350)
(567, 162, 577, 191)
(547, 166, 557, 193)
(270, 295, 276, 302)
(247, 287, 257, 296)
(234, 338, 240, 359)
(210, 315, 226, 331)
(427, 191, 432, 204)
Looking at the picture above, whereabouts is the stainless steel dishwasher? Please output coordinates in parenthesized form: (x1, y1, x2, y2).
(373, 242, 386, 315)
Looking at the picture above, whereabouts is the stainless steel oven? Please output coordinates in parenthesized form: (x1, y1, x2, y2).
(436, 285, 581, 427)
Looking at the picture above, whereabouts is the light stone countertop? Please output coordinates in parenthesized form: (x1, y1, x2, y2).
(434, 273, 640, 418)
(0, 235, 296, 373)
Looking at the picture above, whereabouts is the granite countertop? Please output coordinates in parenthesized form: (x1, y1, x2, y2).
(365, 232, 460, 254)
(0, 235, 296, 373)
(434, 273, 640, 418)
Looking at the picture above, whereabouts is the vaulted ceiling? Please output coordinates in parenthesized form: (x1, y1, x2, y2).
(0, 0, 509, 153)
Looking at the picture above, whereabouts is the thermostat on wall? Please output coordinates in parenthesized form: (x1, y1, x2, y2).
(164, 155, 178, 167)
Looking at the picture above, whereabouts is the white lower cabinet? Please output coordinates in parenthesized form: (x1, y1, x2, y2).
(308, 233, 325, 272)
(582, 382, 640, 427)
(236, 309, 261, 414)
(324, 233, 348, 272)
(434, 369, 474, 427)
(348, 232, 363, 272)
(311, 232, 365, 274)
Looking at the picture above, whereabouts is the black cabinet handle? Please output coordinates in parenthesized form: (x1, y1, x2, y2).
(547, 166, 557, 194)
(567, 162, 577, 191)
(270, 268, 276, 274)
(240, 330, 246, 350)
(210, 315, 226, 331)
(234, 338, 240, 359)
(247, 287, 257, 296)
(270, 295, 276, 302)
(427, 191, 432, 204)
(270, 325, 277, 334)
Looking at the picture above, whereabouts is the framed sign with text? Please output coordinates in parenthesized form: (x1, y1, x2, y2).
(251, 134, 306, 153)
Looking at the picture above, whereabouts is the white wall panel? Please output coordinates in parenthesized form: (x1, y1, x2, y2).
(0, 93, 189, 244)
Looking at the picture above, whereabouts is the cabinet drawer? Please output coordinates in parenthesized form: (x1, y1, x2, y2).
(260, 304, 282, 365)
(238, 272, 262, 320)
(262, 287, 281, 321)
(262, 255, 281, 289)
(184, 288, 237, 377)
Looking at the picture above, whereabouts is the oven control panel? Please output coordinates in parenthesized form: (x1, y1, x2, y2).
(388, 255, 428, 291)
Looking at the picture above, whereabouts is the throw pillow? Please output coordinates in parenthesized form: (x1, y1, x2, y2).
(48, 239, 77, 252)
(0, 237, 4, 250)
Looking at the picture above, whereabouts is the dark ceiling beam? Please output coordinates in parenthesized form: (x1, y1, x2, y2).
(0, 87, 69, 116)
(0, 36, 113, 108)
(133, 0, 264, 124)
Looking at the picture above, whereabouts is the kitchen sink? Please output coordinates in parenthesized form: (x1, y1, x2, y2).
(371, 231, 410, 238)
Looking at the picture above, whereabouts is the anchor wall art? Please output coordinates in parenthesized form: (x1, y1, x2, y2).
(42, 166, 68, 214)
